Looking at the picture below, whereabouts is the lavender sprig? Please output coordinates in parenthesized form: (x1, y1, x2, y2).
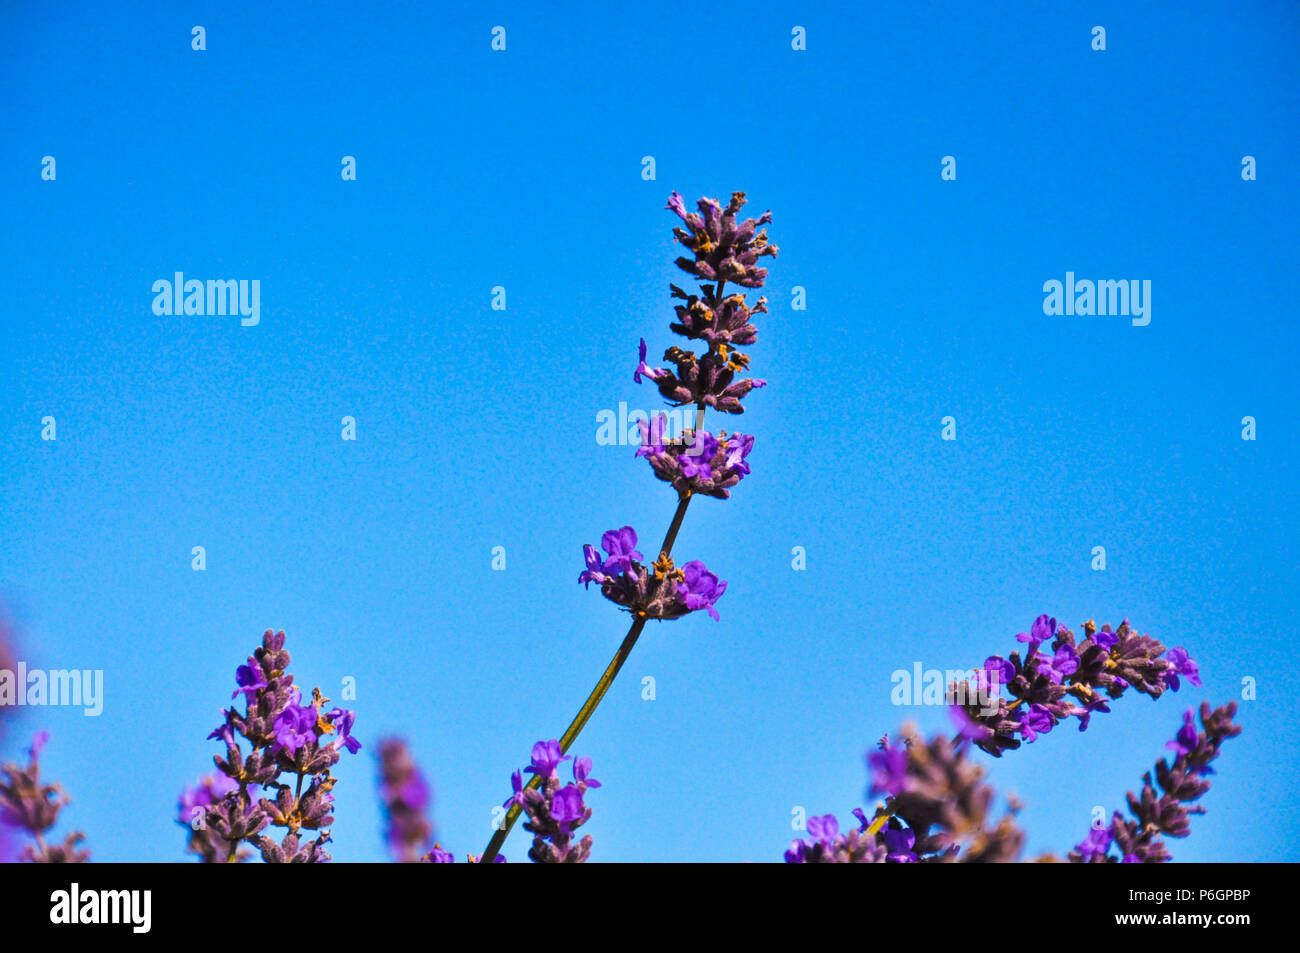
(183, 629, 361, 863)
(1068, 702, 1241, 863)
(478, 191, 775, 863)
(504, 740, 600, 863)
(949, 616, 1202, 756)
(787, 725, 1026, 863)
(377, 737, 434, 863)
(0, 732, 89, 863)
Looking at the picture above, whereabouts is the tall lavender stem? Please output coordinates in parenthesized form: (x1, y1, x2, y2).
(480, 191, 774, 862)
(479, 471, 698, 862)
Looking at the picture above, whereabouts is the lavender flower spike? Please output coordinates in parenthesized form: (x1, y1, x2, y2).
(1070, 703, 1241, 863)
(509, 740, 600, 863)
(378, 738, 434, 863)
(0, 733, 90, 863)
(188, 630, 361, 863)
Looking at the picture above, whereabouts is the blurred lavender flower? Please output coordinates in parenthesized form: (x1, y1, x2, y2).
(784, 811, 887, 864)
(184, 630, 360, 863)
(868, 726, 1026, 863)
(0, 732, 89, 863)
(377, 738, 434, 863)
(790, 726, 1025, 864)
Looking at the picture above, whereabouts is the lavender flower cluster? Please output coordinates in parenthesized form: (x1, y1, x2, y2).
(634, 191, 775, 414)
(786, 726, 1025, 864)
(636, 418, 755, 500)
(0, 733, 89, 863)
(179, 629, 360, 863)
(1071, 702, 1242, 863)
(0, 195, 1250, 868)
(579, 526, 727, 621)
(401, 739, 600, 864)
(377, 738, 434, 863)
(505, 740, 601, 864)
(950, 615, 1202, 756)
(785, 616, 1238, 863)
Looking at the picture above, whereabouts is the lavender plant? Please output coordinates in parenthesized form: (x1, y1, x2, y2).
(378, 737, 435, 863)
(475, 191, 776, 863)
(0, 195, 1246, 867)
(949, 616, 1203, 754)
(0, 732, 89, 863)
(785, 616, 1240, 863)
(1067, 702, 1242, 863)
(180, 629, 361, 863)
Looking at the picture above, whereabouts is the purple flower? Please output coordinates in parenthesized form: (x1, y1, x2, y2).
(1092, 628, 1119, 650)
(178, 773, 240, 824)
(984, 655, 1015, 689)
(1040, 644, 1079, 684)
(1162, 647, 1202, 691)
(1165, 708, 1198, 757)
(1077, 698, 1111, 732)
(678, 431, 719, 480)
(635, 413, 668, 459)
(677, 560, 727, 621)
(806, 814, 839, 843)
(633, 339, 666, 384)
(273, 693, 318, 755)
(1075, 825, 1113, 862)
(723, 433, 754, 476)
(1018, 703, 1054, 743)
(550, 785, 586, 830)
(868, 742, 909, 797)
(504, 769, 526, 809)
(524, 739, 570, 779)
(207, 721, 236, 747)
(577, 544, 609, 589)
(232, 663, 268, 700)
(327, 707, 362, 754)
(884, 827, 917, 863)
(573, 757, 601, 789)
(428, 845, 455, 863)
(600, 526, 644, 575)
(949, 704, 995, 743)
(1016, 614, 1057, 655)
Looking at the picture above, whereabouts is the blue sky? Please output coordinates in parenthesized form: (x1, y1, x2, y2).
(1, 1, 1297, 862)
